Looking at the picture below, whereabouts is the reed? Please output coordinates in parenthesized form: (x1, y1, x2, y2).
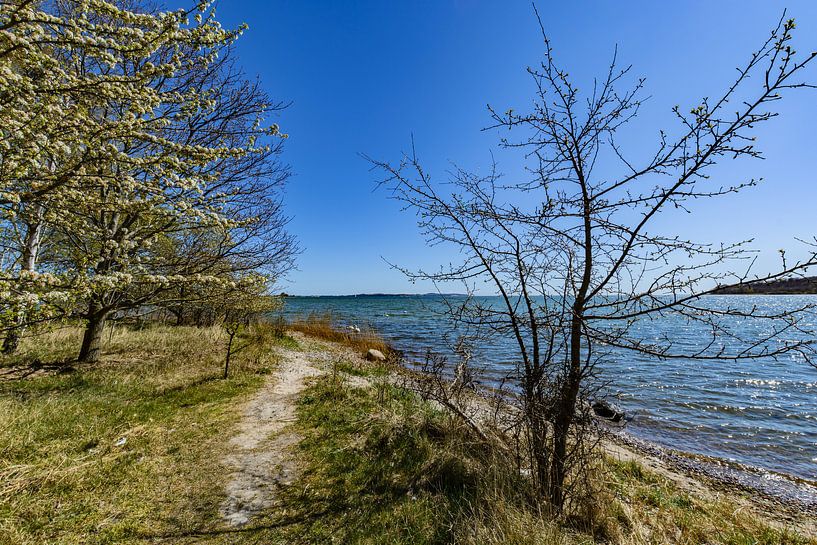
(288, 311, 395, 359)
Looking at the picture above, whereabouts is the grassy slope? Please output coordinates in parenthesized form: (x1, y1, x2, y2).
(277, 365, 814, 545)
(1, 327, 812, 544)
(0, 325, 277, 545)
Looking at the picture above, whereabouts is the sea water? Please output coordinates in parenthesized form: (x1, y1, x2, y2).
(281, 294, 817, 482)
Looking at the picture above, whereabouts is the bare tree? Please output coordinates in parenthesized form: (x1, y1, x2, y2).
(221, 288, 279, 379)
(371, 12, 817, 510)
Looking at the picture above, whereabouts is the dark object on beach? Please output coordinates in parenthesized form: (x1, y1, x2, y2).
(591, 400, 626, 423)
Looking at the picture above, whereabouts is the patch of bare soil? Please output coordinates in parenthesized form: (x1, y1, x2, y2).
(219, 334, 374, 527)
(219, 347, 323, 527)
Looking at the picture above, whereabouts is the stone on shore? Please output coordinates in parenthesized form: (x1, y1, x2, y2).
(365, 349, 386, 362)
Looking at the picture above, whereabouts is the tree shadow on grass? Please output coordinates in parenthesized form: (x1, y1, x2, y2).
(133, 377, 494, 544)
(271, 380, 493, 544)
(132, 507, 338, 543)
(0, 358, 76, 382)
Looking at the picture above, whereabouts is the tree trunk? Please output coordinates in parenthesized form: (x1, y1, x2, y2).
(549, 406, 571, 508)
(548, 314, 584, 509)
(2, 326, 20, 354)
(3, 205, 45, 354)
(547, 169, 593, 509)
(79, 308, 107, 363)
(528, 406, 551, 499)
(224, 330, 236, 379)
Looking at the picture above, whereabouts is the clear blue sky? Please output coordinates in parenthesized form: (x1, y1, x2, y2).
(210, 1, 817, 295)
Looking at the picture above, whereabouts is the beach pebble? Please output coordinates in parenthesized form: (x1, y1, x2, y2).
(365, 349, 386, 362)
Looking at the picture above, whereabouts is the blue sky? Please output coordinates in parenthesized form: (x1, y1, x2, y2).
(211, 1, 817, 295)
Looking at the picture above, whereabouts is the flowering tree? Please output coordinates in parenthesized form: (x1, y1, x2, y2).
(0, 1, 296, 361)
(0, 0, 154, 344)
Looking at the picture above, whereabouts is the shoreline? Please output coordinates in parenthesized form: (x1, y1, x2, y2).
(390, 347, 817, 515)
(283, 297, 817, 497)
(287, 312, 816, 527)
(301, 330, 817, 537)
(607, 428, 817, 513)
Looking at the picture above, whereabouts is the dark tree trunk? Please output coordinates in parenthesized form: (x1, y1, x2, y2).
(547, 171, 593, 509)
(2, 325, 20, 354)
(79, 308, 108, 363)
(224, 330, 236, 379)
(548, 312, 585, 509)
(528, 406, 551, 499)
(549, 406, 571, 508)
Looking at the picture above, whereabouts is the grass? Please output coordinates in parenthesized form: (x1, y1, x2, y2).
(265, 367, 814, 545)
(0, 323, 292, 545)
(273, 373, 584, 544)
(268, 371, 522, 544)
(604, 458, 812, 545)
(1, 323, 812, 544)
(288, 312, 396, 359)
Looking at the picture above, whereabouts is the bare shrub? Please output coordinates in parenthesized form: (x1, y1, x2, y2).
(370, 11, 817, 511)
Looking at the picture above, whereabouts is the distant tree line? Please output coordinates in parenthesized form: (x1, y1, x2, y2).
(0, 0, 297, 361)
(715, 276, 817, 294)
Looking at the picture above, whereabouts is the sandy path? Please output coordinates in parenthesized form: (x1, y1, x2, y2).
(219, 348, 323, 527)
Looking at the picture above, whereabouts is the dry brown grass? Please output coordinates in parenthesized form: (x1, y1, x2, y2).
(288, 311, 395, 359)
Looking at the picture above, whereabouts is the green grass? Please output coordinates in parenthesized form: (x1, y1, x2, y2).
(288, 378, 466, 543)
(1, 327, 812, 545)
(605, 458, 812, 545)
(250, 373, 575, 545)
(254, 371, 814, 545)
(331, 359, 389, 379)
(0, 324, 293, 545)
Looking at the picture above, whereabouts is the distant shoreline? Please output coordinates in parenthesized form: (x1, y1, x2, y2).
(714, 277, 817, 295)
(280, 293, 468, 298)
(285, 291, 817, 298)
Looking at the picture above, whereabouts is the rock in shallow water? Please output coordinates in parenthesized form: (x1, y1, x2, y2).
(591, 399, 626, 423)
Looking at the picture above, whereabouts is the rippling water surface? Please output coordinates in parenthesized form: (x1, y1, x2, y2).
(282, 294, 817, 481)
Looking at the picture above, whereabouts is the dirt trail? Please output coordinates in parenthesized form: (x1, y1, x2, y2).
(219, 347, 323, 527)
